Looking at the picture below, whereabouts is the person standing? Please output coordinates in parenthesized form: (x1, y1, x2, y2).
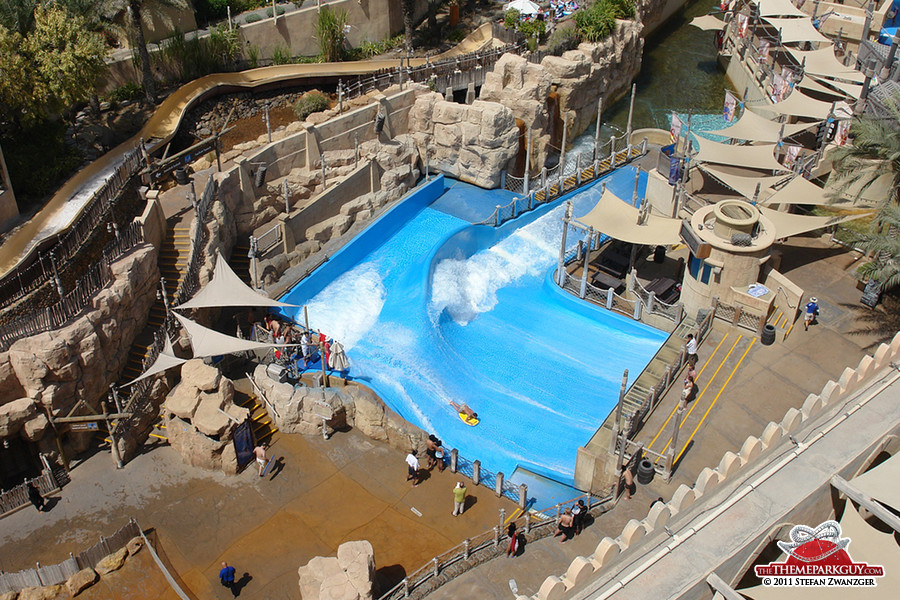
(406, 450, 420, 487)
(27, 481, 44, 512)
(452, 481, 467, 516)
(254, 443, 268, 478)
(572, 499, 587, 535)
(622, 467, 636, 500)
(685, 333, 698, 368)
(219, 561, 236, 597)
(804, 297, 819, 331)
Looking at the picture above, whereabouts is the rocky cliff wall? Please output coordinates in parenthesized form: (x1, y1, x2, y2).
(0, 244, 159, 457)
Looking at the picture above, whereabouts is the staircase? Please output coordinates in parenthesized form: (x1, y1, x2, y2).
(766, 300, 798, 341)
(229, 241, 252, 285)
(236, 391, 278, 445)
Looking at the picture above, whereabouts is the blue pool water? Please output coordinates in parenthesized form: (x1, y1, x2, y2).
(279, 169, 667, 495)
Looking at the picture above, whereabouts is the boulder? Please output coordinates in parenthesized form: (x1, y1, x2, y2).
(65, 568, 98, 596)
(0, 398, 37, 438)
(299, 543, 375, 600)
(17, 587, 66, 600)
(192, 392, 231, 438)
(0, 353, 25, 405)
(21, 414, 49, 442)
(95, 547, 128, 575)
(0, 591, 18, 600)
(126, 536, 144, 556)
(165, 384, 201, 420)
(337, 541, 375, 600)
(181, 359, 220, 392)
(299, 556, 344, 600)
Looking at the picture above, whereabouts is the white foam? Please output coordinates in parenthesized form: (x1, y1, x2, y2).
(304, 263, 386, 349)
(429, 204, 573, 325)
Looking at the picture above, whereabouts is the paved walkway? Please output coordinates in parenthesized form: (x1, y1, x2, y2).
(428, 234, 881, 599)
(0, 426, 514, 599)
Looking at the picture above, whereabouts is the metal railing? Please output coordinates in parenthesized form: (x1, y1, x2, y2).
(0, 222, 145, 351)
(375, 485, 616, 600)
(0, 147, 143, 309)
(489, 136, 647, 228)
(0, 519, 141, 594)
(257, 222, 282, 254)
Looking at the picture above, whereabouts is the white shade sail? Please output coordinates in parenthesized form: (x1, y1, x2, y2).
(576, 188, 682, 246)
(695, 138, 789, 172)
(753, 0, 806, 18)
(786, 46, 865, 82)
(849, 452, 900, 512)
(758, 205, 872, 237)
(174, 312, 281, 358)
(705, 107, 817, 142)
(699, 164, 790, 199)
(175, 252, 298, 310)
(797, 74, 862, 99)
(122, 336, 186, 386)
(753, 90, 851, 119)
(763, 17, 831, 44)
(689, 14, 726, 30)
(760, 175, 831, 206)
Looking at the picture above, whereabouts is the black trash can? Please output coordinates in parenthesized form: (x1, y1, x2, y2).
(636, 458, 655, 485)
(653, 245, 666, 264)
(174, 167, 190, 185)
(761, 323, 776, 346)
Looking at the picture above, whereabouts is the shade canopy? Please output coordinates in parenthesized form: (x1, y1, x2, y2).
(797, 74, 862, 99)
(689, 14, 726, 30)
(753, 0, 806, 17)
(504, 0, 540, 14)
(174, 313, 280, 358)
(763, 17, 831, 44)
(753, 90, 851, 119)
(760, 175, 831, 206)
(758, 205, 871, 237)
(694, 138, 789, 172)
(849, 452, 900, 512)
(576, 188, 682, 246)
(699, 164, 790, 199)
(786, 46, 865, 82)
(705, 107, 817, 142)
(122, 336, 186, 386)
(175, 252, 297, 310)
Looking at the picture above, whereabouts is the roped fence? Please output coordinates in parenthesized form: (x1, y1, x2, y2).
(0, 147, 143, 309)
(0, 519, 141, 594)
(491, 135, 646, 227)
(712, 296, 767, 334)
(0, 221, 145, 351)
(375, 485, 616, 600)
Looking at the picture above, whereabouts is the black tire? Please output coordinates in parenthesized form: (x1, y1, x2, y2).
(761, 323, 776, 346)
(636, 458, 655, 485)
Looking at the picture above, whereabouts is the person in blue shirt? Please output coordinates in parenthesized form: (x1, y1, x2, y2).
(219, 561, 236, 596)
(804, 297, 819, 331)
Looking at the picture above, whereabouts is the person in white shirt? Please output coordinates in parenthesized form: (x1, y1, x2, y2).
(406, 450, 420, 487)
(685, 333, 698, 368)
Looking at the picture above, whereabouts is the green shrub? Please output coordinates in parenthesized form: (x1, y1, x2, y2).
(315, 6, 348, 62)
(245, 13, 262, 23)
(519, 18, 546, 41)
(447, 28, 466, 43)
(246, 43, 260, 68)
(161, 26, 241, 83)
(271, 44, 293, 64)
(294, 90, 330, 119)
(350, 34, 404, 60)
(574, 2, 616, 42)
(504, 9, 520, 29)
(546, 24, 580, 55)
(107, 82, 143, 103)
(265, 6, 286, 17)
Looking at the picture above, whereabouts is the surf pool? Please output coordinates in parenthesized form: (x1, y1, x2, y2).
(278, 168, 668, 498)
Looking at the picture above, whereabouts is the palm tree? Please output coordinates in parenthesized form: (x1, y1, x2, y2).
(828, 91, 900, 209)
(854, 202, 900, 291)
(401, 0, 415, 54)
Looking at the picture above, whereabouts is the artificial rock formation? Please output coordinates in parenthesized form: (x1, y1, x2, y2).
(409, 94, 519, 189)
(298, 541, 376, 600)
(251, 364, 428, 455)
(0, 244, 159, 458)
(164, 360, 249, 474)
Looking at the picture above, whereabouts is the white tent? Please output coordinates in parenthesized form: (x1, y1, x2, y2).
(122, 336, 187, 386)
(762, 17, 831, 44)
(694, 138, 789, 172)
(174, 252, 297, 310)
(174, 312, 284, 358)
(575, 188, 682, 246)
(504, 0, 540, 15)
(758, 205, 872, 237)
(753, 0, 807, 17)
(786, 46, 865, 82)
(705, 107, 817, 142)
(689, 15, 726, 30)
(848, 452, 900, 512)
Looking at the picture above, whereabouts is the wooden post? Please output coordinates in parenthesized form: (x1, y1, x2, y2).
(665, 405, 685, 478)
(103, 400, 123, 469)
(560, 112, 569, 185)
(495, 472, 504, 497)
(43, 404, 69, 472)
(594, 98, 603, 161)
(556, 202, 572, 286)
(524, 128, 532, 195)
(580, 227, 593, 298)
(450, 448, 458, 472)
(609, 135, 617, 169)
(265, 103, 272, 143)
(473, 460, 481, 485)
(215, 134, 222, 172)
(626, 83, 636, 143)
(609, 370, 629, 455)
(519, 483, 528, 509)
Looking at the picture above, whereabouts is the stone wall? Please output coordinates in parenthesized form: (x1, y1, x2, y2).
(480, 20, 644, 169)
(409, 94, 519, 189)
(0, 244, 159, 459)
(252, 365, 429, 455)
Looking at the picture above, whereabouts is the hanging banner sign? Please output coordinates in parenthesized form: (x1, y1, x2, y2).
(670, 113, 683, 144)
(723, 90, 738, 123)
